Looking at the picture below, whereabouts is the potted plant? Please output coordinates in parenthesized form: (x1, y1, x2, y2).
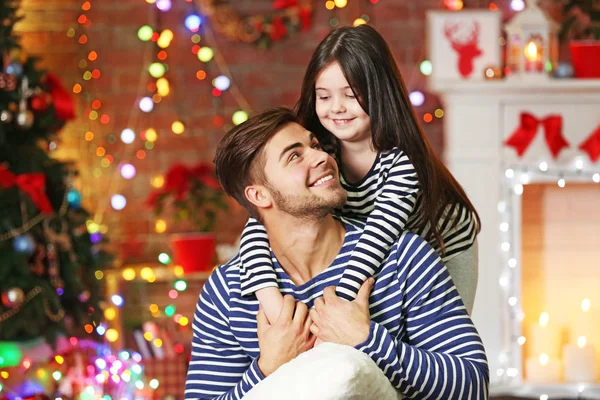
(559, 0, 600, 77)
(146, 163, 228, 273)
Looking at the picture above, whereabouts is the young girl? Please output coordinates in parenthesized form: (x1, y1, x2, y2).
(239, 25, 481, 325)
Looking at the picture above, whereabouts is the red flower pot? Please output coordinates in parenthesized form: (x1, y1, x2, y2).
(570, 41, 600, 78)
(170, 232, 216, 274)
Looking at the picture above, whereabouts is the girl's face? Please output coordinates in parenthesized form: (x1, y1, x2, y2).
(314, 62, 371, 146)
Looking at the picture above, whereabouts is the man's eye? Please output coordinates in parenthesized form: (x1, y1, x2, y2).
(312, 143, 322, 150)
(289, 152, 299, 161)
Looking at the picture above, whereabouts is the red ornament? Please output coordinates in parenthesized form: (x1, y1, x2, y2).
(31, 95, 49, 111)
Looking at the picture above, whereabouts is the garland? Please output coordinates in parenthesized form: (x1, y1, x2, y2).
(195, 0, 313, 47)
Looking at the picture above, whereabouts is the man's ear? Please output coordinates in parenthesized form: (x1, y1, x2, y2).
(244, 185, 272, 210)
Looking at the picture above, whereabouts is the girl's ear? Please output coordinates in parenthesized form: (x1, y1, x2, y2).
(245, 185, 272, 210)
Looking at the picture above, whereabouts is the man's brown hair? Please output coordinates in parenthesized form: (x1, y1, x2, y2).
(214, 107, 298, 218)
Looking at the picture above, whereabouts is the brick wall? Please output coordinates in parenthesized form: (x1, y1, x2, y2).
(16, 0, 492, 263)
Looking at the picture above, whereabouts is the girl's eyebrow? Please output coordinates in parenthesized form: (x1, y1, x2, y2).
(315, 86, 351, 91)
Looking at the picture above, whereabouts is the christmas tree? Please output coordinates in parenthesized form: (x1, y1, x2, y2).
(0, 0, 112, 351)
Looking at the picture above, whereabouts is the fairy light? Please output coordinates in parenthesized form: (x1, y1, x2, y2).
(513, 184, 523, 195)
(122, 268, 136, 281)
(174, 265, 184, 277)
(155, 219, 167, 233)
(104, 307, 116, 320)
(511, 0, 525, 12)
(158, 252, 170, 264)
(409, 91, 425, 107)
(140, 267, 154, 280)
(353, 18, 367, 26)
(172, 121, 185, 134)
(420, 60, 433, 76)
(198, 47, 214, 62)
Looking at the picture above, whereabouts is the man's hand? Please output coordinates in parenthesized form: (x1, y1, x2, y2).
(309, 277, 374, 347)
(257, 294, 316, 377)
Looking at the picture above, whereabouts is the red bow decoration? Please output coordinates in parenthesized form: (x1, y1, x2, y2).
(504, 112, 569, 159)
(45, 72, 76, 122)
(0, 166, 54, 214)
(579, 124, 600, 162)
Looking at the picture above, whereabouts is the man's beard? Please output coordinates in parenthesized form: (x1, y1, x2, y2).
(267, 183, 347, 220)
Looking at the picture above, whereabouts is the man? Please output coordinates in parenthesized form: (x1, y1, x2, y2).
(184, 108, 489, 400)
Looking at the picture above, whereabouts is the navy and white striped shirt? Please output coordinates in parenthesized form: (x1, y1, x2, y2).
(185, 217, 489, 400)
(238, 148, 478, 300)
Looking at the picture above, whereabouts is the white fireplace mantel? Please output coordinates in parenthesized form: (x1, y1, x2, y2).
(430, 78, 600, 391)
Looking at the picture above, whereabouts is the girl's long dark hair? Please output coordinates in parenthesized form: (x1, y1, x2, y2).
(295, 24, 480, 253)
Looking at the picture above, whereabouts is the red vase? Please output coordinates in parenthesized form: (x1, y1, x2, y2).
(570, 41, 600, 78)
(170, 232, 216, 274)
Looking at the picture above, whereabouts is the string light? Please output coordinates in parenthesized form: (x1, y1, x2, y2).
(409, 91, 425, 107)
(511, 0, 525, 12)
(497, 158, 600, 386)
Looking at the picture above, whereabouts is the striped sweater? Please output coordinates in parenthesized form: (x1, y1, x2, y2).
(238, 148, 478, 300)
(185, 217, 489, 400)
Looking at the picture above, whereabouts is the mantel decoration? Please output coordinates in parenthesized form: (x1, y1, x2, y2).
(504, 111, 600, 162)
(194, 0, 313, 48)
(560, 0, 600, 78)
(146, 163, 228, 274)
(505, 0, 559, 79)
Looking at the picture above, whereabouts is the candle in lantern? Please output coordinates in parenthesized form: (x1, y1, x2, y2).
(524, 40, 542, 72)
(525, 353, 562, 383)
(563, 336, 598, 382)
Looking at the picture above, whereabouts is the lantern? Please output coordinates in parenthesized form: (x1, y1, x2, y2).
(505, 1, 559, 79)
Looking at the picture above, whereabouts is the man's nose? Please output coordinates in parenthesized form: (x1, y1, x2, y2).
(308, 147, 328, 168)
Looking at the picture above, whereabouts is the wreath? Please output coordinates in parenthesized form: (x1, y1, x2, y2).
(194, 0, 314, 46)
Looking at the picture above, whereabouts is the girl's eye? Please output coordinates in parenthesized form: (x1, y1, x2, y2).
(318, 96, 329, 100)
(346, 94, 355, 99)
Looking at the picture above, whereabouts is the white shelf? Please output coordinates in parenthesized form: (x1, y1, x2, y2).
(429, 77, 600, 95)
(492, 383, 600, 399)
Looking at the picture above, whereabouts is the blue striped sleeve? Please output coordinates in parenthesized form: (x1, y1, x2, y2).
(355, 234, 489, 399)
(184, 268, 265, 400)
(337, 151, 420, 301)
(238, 218, 278, 297)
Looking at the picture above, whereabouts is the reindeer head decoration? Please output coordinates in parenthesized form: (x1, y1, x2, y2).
(444, 20, 483, 78)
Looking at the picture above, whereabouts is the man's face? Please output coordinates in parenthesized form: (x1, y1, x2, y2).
(260, 122, 347, 219)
